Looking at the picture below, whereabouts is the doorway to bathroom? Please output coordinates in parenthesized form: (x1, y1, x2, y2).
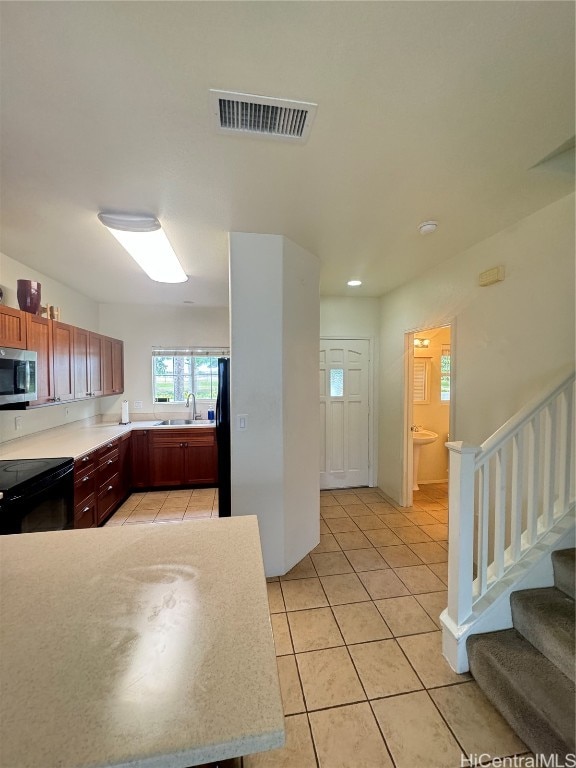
(402, 324, 453, 508)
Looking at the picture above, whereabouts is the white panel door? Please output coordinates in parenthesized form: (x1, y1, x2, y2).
(320, 339, 370, 489)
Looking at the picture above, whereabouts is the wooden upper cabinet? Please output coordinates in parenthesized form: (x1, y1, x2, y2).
(26, 314, 54, 406)
(73, 326, 90, 399)
(112, 338, 124, 395)
(52, 321, 75, 402)
(0, 306, 27, 349)
(1, 308, 124, 406)
(101, 336, 113, 396)
(88, 333, 103, 397)
(102, 336, 124, 397)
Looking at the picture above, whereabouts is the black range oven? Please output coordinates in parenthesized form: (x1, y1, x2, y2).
(0, 458, 74, 534)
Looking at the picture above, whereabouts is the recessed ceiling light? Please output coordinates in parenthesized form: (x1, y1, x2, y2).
(347, 280, 362, 287)
(98, 212, 188, 283)
(418, 220, 438, 235)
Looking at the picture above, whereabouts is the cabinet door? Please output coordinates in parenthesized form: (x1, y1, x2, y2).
(151, 439, 187, 486)
(73, 327, 90, 399)
(112, 338, 124, 395)
(118, 432, 131, 498)
(101, 336, 113, 395)
(88, 333, 103, 397)
(26, 314, 54, 405)
(102, 336, 124, 396)
(184, 429, 218, 484)
(52, 321, 75, 401)
(131, 430, 151, 488)
(0, 306, 27, 348)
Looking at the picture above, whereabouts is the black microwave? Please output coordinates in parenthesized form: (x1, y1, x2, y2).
(0, 347, 37, 406)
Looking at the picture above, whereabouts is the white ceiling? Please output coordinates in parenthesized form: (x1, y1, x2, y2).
(1, 1, 574, 307)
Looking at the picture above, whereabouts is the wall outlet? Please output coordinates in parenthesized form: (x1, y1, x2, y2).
(133, 400, 143, 410)
(14, 416, 22, 431)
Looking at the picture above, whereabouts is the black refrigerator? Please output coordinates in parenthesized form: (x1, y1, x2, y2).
(215, 357, 231, 517)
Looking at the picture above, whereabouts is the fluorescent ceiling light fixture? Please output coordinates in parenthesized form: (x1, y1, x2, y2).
(98, 213, 188, 283)
(347, 280, 362, 286)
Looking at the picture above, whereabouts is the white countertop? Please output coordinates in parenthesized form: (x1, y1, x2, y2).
(0, 516, 284, 768)
(0, 419, 216, 461)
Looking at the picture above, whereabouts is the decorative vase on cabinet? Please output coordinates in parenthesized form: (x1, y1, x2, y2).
(17, 280, 41, 315)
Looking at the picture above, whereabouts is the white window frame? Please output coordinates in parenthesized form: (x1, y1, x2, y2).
(151, 348, 229, 404)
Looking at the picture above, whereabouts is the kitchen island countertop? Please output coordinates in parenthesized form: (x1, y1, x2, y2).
(0, 516, 284, 768)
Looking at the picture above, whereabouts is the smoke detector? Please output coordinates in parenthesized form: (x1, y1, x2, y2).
(418, 221, 438, 235)
(210, 90, 317, 143)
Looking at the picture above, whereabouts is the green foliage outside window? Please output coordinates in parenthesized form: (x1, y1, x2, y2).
(152, 355, 219, 402)
(440, 348, 451, 402)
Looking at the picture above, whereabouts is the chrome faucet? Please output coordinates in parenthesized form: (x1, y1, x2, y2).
(186, 392, 197, 420)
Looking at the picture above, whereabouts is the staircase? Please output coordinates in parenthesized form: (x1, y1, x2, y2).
(467, 548, 575, 759)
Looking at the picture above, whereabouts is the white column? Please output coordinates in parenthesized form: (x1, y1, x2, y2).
(229, 233, 320, 576)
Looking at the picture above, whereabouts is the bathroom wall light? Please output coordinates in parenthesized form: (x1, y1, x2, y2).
(97, 213, 188, 283)
(414, 338, 430, 349)
(347, 280, 362, 287)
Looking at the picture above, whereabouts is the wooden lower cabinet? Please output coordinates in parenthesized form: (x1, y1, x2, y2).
(131, 430, 151, 488)
(73, 453, 97, 528)
(149, 428, 217, 487)
(73, 428, 216, 527)
(73, 436, 131, 528)
(74, 493, 97, 529)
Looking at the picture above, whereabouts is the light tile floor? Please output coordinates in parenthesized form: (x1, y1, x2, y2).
(106, 484, 530, 768)
(106, 486, 219, 524)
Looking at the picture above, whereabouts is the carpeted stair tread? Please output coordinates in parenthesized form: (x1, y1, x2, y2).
(511, 587, 575, 682)
(552, 548, 575, 599)
(467, 628, 575, 759)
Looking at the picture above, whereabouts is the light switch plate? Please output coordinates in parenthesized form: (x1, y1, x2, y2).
(236, 414, 248, 431)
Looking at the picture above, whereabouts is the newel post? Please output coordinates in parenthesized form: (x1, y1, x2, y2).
(446, 441, 479, 627)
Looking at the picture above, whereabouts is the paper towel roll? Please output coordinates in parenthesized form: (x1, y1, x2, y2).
(120, 400, 130, 425)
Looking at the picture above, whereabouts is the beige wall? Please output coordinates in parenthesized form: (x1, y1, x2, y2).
(413, 326, 450, 484)
(0, 252, 102, 444)
(98, 304, 230, 421)
(378, 192, 575, 504)
(0, 252, 99, 330)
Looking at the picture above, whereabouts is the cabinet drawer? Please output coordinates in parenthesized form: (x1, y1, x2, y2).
(75, 452, 97, 478)
(74, 493, 96, 529)
(98, 447, 120, 480)
(98, 439, 119, 458)
(74, 468, 96, 504)
(185, 430, 215, 446)
(150, 428, 215, 447)
(97, 472, 121, 524)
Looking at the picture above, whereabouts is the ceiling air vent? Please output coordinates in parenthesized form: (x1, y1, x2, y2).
(210, 90, 317, 143)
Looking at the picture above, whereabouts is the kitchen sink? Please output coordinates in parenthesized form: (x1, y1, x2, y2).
(158, 419, 195, 425)
(157, 419, 213, 426)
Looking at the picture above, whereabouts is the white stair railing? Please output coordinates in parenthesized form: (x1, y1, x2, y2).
(443, 372, 575, 669)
